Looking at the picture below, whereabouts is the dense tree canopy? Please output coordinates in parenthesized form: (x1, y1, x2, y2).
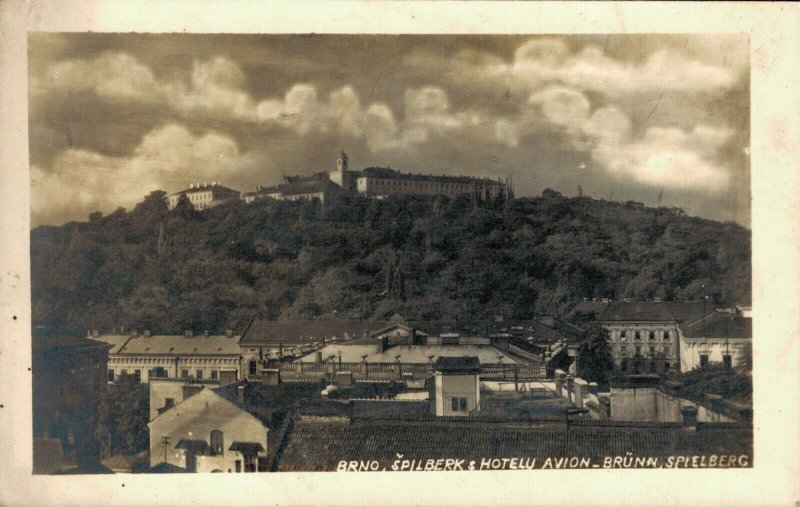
(31, 190, 751, 335)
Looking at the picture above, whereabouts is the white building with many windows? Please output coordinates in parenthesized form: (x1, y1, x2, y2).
(679, 310, 752, 372)
(94, 329, 241, 383)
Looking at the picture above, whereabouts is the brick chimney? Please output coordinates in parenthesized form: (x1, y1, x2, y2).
(143, 330, 151, 338)
(184, 330, 193, 338)
(225, 329, 234, 338)
(204, 330, 210, 337)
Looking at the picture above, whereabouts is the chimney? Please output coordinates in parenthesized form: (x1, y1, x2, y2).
(143, 330, 151, 338)
(653, 297, 662, 303)
(204, 330, 210, 337)
(185, 330, 193, 338)
(237, 385, 245, 404)
(91, 330, 99, 337)
(131, 329, 138, 338)
(315, 351, 323, 364)
(225, 329, 233, 338)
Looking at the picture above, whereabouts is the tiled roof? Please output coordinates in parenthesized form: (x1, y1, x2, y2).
(112, 333, 240, 356)
(89, 334, 131, 354)
(170, 184, 240, 197)
(240, 320, 394, 345)
(681, 311, 752, 339)
(275, 420, 752, 472)
(433, 356, 481, 373)
(360, 167, 503, 185)
(602, 301, 675, 322)
(666, 302, 716, 323)
(215, 381, 321, 423)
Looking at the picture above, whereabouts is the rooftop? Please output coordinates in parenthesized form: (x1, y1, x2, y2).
(433, 356, 481, 373)
(275, 419, 752, 471)
(170, 182, 240, 197)
(104, 333, 240, 356)
(360, 166, 503, 185)
(681, 311, 752, 339)
(240, 319, 394, 345)
(365, 345, 518, 365)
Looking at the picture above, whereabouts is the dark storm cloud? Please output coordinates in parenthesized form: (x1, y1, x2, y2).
(28, 33, 750, 227)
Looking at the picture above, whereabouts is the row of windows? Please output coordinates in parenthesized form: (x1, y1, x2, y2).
(614, 330, 671, 342)
(108, 368, 220, 382)
(619, 359, 671, 373)
(618, 344, 672, 358)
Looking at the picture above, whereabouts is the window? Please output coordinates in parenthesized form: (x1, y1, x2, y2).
(210, 430, 224, 456)
(663, 331, 670, 341)
(196, 369, 204, 380)
(648, 331, 655, 341)
(451, 397, 467, 412)
(121, 369, 128, 376)
(620, 331, 627, 341)
(723, 354, 732, 369)
(235, 460, 242, 473)
(134, 370, 142, 382)
(649, 361, 656, 373)
(664, 362, 670, 373)
(211, 370, 218, 380)
(249, 360, 257, 376)
(181, 369, 189, 379)
(634, 331, 641, 340)
(648, 346, 655, 357)
(107, 369, 115, 382)
(699, 354, 709, 367)
(634, 345, 642, 357)
(620, 346, 628, 357)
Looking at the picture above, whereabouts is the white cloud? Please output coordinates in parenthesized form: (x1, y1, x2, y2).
(43, 51, 159, 100)
(591, 125, 732, 190)
(528, 86, 590, 131)
(31, 124, 256, 226)
(511, 39, 739, 96)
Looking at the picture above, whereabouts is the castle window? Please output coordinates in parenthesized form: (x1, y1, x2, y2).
(649, 331, 655, 340)
(107, 369, 115, 382)
(634, 331, 641, 340)
(663, 331, 670, 340)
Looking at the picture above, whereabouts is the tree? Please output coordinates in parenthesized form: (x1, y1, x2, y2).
(577, 322, 614, 389)
(95, 374, 149, 457)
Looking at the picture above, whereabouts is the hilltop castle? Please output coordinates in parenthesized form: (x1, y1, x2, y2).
(240, 151, 513, 204)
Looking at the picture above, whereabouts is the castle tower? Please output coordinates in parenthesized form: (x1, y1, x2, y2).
(337, 149, 348, 172)
(330, 149, 352, 191)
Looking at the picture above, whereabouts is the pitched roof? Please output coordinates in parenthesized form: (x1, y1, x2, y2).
(666, 301, 716, 323)
(602, 301, 676, 322)
(276, 420, 752, 472)
(228, 442, 265, 454)
(90, 334, 131, 354)
(681, 311, 752, 339)
(113, 333, 240, 356)
(170, 183, 240, 197)
(240, 319, 394, 345)
(433, 356, 481, 373)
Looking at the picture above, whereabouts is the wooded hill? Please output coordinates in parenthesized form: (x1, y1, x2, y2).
(31, 190, 751, 336)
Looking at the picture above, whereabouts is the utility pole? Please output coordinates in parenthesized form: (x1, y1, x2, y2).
(161, 435, 170, 464)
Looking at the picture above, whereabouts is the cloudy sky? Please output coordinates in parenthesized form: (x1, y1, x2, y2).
(28, 33, 750, 227)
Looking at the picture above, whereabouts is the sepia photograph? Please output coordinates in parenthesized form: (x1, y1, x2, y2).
(1, 1, 799, 506)
(27, 31, 753, 474)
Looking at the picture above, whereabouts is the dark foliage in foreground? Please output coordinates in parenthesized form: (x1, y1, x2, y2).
(31, 189, 751, 335)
